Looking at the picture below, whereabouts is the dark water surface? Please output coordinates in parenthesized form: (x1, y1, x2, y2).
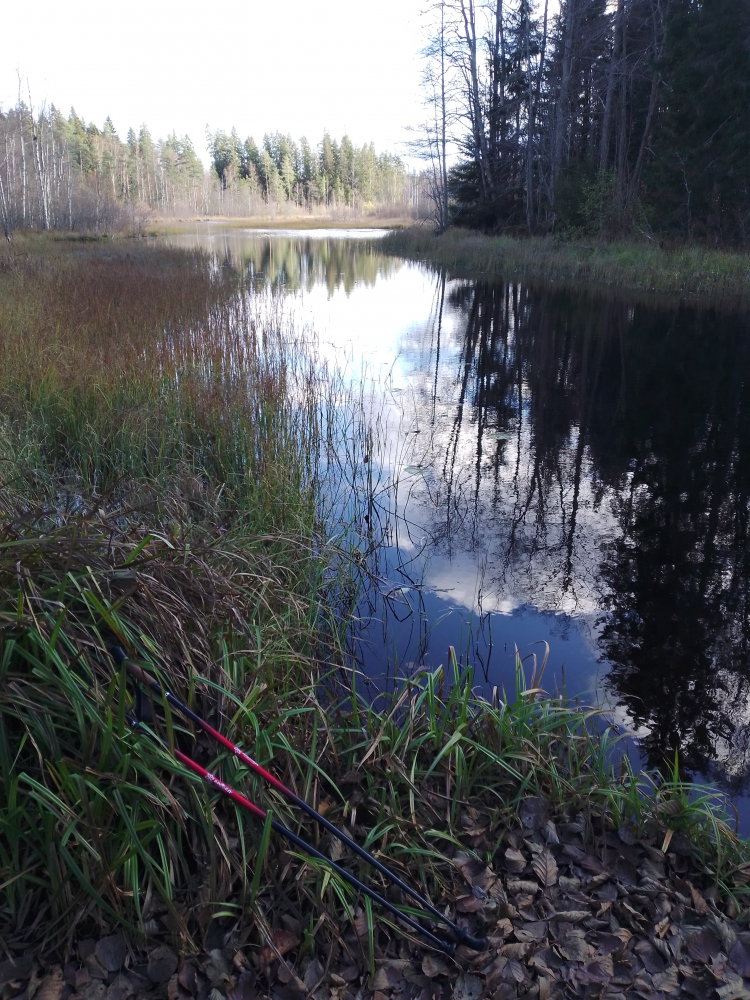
(167, 226, 750, 828)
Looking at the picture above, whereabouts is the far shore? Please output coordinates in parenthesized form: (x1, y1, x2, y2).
(145, 214, 414, 235)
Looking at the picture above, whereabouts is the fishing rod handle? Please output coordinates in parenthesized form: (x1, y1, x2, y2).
(458, 931, 487, 951)
(112, 647, 155, 689)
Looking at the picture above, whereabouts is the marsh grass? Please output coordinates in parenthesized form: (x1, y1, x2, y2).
(383, 227, 750, 302)
(0, 235, 748, 965)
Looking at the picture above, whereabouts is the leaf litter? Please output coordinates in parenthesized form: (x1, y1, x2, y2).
(6, 794, 750, 1000)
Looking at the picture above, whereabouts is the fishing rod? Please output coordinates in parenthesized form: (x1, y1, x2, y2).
(112, 648, 486, 954)
(125, 713, 454, 953)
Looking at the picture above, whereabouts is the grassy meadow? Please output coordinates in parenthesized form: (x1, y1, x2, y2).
(1, 235, 749, 982)
(383, 227, 750, 302)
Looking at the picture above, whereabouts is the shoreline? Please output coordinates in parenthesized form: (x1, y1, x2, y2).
(381, 226, 750, 304)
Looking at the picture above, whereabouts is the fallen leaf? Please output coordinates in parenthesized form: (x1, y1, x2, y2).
(544, 821, 560, 845)
(504, 848, 526, 874)
(483, 957, 508, 988)
(531, 850, 558, 888)
(596, 934, 628, 958)
(651, 966, 680, 994)
(226, 971, 255, 1000)
(558, 875, 582, 893)
(452, 972, 483, 1000)
(729, 940, 750, 978)
(338, 771, 363, 786)
(0, 957, 33, 987)
(686, 882, 708, 915)
(505, 960, 526, 984)
(618, 821, 638, 846)
(551, 910, 590, 923)
(178, 965, 198, 995)
(95, 937, 127, 975)
(578, 961, 611, 985)
(506, 879, 539, 894)
(640, 855, 667, 882)
(655, 917, 670, 939)
(499, 943, 530, 961)
(106, 974, 134, 1000)
(456, 895, 484, 913)
(258, 930, 299, 972)
(688, 929, 721, 964)
(147, 947, 178, 985)
(580, 853, 607, 874)
(708, 912, 738, 954)
(717, 973, 750, 1000)
(519, 796, 549, 831)
(372, 965, 405, 992)
(634, 939, 666, 975)
(596, 883, 618, 902)
(557, 929, 594, 963)
(513, 921, 547, 942)
(421, 955, 449, 979)
(614, 857, 639, 887)
(36, 968, 63, 1000)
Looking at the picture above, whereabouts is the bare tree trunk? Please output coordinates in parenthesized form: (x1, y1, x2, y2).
(628, 70, 659, 205)
(616, 2, 629, 212)
(440, 1, 448, 230)
(552, 0, 577, 198)
(19, 106, 28, 226)
(0, 172, 11, 241)
(598, 1, 622, 173)
(524, 1, 539, 231)
(460, 0, 493, 203)
(627, 0, 663, 205)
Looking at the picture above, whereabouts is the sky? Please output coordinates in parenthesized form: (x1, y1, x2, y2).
(2, 0, 427, 163)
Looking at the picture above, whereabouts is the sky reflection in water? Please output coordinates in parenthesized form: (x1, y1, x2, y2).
(166, 227, 750, 829)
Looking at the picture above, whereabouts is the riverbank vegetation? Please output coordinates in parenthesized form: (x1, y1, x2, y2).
(416, 0, 750, 246)
(1, 237, 750, 998)
(382, 227, 750, 301)
(0, 102, 422, 236)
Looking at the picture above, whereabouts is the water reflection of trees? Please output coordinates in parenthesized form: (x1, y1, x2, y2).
(414, 276, 750, 787)
(217, 236, 401, 295)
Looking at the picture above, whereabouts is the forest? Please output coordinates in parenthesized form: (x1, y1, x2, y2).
(0, 103, 417, 234)
(418, 0, 750, 244)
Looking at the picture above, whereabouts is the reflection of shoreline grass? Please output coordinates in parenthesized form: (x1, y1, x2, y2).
(383, 226, 750, 301)
(1, 236, 748, 974)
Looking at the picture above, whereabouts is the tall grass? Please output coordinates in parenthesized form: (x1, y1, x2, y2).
(383, 226, 750, 301)
(0, 235, 322, 524)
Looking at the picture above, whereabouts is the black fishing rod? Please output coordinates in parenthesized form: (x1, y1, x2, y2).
(113, 648, 486, 954)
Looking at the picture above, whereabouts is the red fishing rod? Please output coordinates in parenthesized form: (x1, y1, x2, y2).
(126, 713, 454, 953)
(113, 648, 486, 953)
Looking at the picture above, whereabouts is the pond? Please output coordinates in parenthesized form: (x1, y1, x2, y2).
(167, 224, 750, 830)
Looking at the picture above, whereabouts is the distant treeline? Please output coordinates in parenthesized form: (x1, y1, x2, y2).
(207, 129, 412, 213)
(0, 102, 421, 234)
(420, 0, 750, 245)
